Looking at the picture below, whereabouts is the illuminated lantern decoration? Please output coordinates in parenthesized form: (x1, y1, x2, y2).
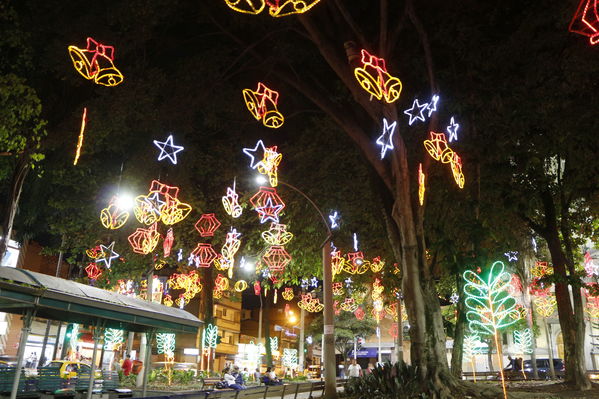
(569, 0, 599, 45)
(340, 297, 358, 312)
(68, 37, 124, 86)
(234, 280, 248, 292)
(531, 261, 552, 278)
(224, 0, 265, 14)
(450, 152, 465, 189)
(222, 183, 243, 218)
(190, 243, 218, 267)
(100, 196, 130, 229)
(353, 49, 402, 103)
(389, 323, 399, 339)
(423, 132, 454, 163)
(195, 214, 222, 237)
(375, 118, 396, 159)
(297, 294, 324, 313)
(163, 228, 174, 257)
(262, 245, 292, 275)
(250, 187, 286, 223)
(215, 274, 230, 292)
(266, 0, 322, 17)
(261, 223, 294, 246)
(418, 163, 425, 206)
(370, 257, 385, 273)
(282, 287, 294, 301)
(242, 82, 284, 128)
(163, 294, 174, 307)
(254, 281, 261, 296)
(257, 146, 282, 187)
(332, 282, 344, 296)
(354, 307, 365, 320)
(128, 223, 161, 255)
(73, 108, 87, 165)
(85, 263, 102, 280)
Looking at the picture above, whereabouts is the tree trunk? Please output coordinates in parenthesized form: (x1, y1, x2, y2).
(486, 337, 494, 373)
(451, 274, 466, 377)
(264, 296, 272, 367)
(0, 154, 30, 263)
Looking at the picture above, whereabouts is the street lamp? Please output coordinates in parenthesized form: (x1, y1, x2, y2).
(254, 176, 337, 399)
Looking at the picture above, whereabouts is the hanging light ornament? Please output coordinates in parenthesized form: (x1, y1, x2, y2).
(222, 182, 243, 218)
(450, 152, 465, 189)
(331, 251, 345, 277)
(569, 0, 599, 45)
(370, 257, 385, 273)
(195, 213, 222, 237)
(385, 303, 399, 322)
(163, 294, 174, 307)
(128, 223, 161, 255)
(224, 0, 321, 17)
(190, 243, 218, 268)
(100, 196, 130, 229)
(68, 37, 124, 87)
(531, 261, 552, 278)
(254, 281, 261, 296)
(418, 163, 425, 206)
(297, 294, 324, 313)
(423, 132, 465, 189)
(261, 223, 294, 246)
(242, 82, 284, 128)
(262, 245, 292, 276)
(353, 49, 402, 103)
(343, 252, 369, 274)
(163, 228, 174, 257)
(340, 297, 358, 312)
(234, 280, 248, 292)
(332, 282, 344, 296)
(257, 146, 282, 187)
(250, 187, 286, 223)
(282, 287, 294, 301)
(354, 307, 365, 320)
(222, 229, 242, 278)
(85, 263, 102, 280)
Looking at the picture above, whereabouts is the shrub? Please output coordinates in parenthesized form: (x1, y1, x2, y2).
(344, 361, 429, 399)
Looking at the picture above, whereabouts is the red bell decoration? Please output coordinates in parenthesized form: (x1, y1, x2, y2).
(194, 213, 222, 237)
(128, 223, 161, 255)
(262, 245, 292, 275)
(190, 243, 218, 267)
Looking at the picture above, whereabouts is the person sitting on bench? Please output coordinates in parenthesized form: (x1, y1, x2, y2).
(262, 367, 283, 385)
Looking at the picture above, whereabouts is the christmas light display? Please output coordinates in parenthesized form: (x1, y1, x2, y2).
(234, 280, 248, 292)
(222, 183, 243, 218)
(190, 243, 218, 267)
(384, 303, 399, 321)
(100, 196, 130, 229)
(332, 282, 344, 296)
(463, 334, 484, 382)
(242, 82, 284, 128)
(332, 251, 345, 277)
(266, 0, 322, 17)
(262, 245, 292, 275)
(168, 271, 203, 301)
(153, 135, 184, 165)
(569, 0, 599, 45)
(214, 274, 230, 292)
(224, 0, 265, 14)
(213, 289, 223, 299)
(163, 294, 173, 307)
(329, 211, 339, 229)
(447, 117, 459, 142)
(69, 324, 80, 359)
(404, 99, 428, 125)
(103, 328, 124, 350)
(310, 277, 319, 288)
(257, 146, 282, 187)
(376, 118, 396, 159)
(222, 229, 242, 277)
(243, 140, 267, 169)
(160, 197, 193, 225)
(426, 95, 439, 117)
(354, 307, 365, 320)
(282, 348, 298, 368)
(128, 223, 161, 254)
(73, 108, 87, 165)
(504, 251, 519, 262)
(513, 328, 533, 354)
(372, 278, 384, 301)
(584, 251, 598, 277)
(450, 152, 465, 189)
(282, 287, 294, 301)
(254, 281, 261, 296)
(531, 261, 552, 278)
(423, 132, 454, 163)
(163, 228, 174, 257)
(344, 277, 353, 288)
(371, 305, 386, 323)
(86, 245, 103, 260)
(340, 297, 358, 312)
(85, 263, 102, 280)
(370, 256, 385, 273)
(418, 163, 425, 206)
(463, 261, 519, 399)
(193, 213, 221, 237)
(261, 223, 293, 246)
(250, 187, 286, 223)
(203, 324, 219, 348)
(354, 49, 402, 103)
(297, 294, 324, 312)
(133, 194, 161, 225)
(270, 336, 278, 352)
(94, 241, 119, 268)
(156, 332, 176, 383)
(134, 180, 191, 226)
(343, 252, 369, 274)
(68, 37, 124, 86)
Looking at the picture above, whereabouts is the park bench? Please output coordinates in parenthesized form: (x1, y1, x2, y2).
(206, 389, 240, 399)
(201, 377, 224, 390)
(0, 367, 28, 393)
(236, 385, 266, 399)
(462, 371, 499, 380)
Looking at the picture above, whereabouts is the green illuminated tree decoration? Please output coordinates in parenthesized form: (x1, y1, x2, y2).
(104, 328, 124, 350)
(463, 334, 484, 383)
(69, 324, 80, 357)
(463, 261, 520, 399)
(282, 348, 298, 368)
(513, 328, 533, 355)
(156, 333, 176, 385)
(203, 324, 218, 349)
(269, 336, 278, 352)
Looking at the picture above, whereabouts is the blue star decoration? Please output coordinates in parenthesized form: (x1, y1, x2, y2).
(256, 197, 284, 223)
(153, 134, 184, 164)
(310, 277, 319, 288)
(426, 94, 439, 117)
(344, 277, 353, 288)
(447, 117, 460, 142)
(504, 251, 519, 262)
(404, 99, 428, 125)
(376, 118, 397, 159)
(243, 140, 266, 169)
(95, 241, 119, 268)
(301, 278, 310, 289)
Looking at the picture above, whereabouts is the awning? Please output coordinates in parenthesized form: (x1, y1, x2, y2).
(0, 267, 202, 334)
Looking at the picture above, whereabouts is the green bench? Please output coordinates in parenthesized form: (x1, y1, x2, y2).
(0, 367, 32, 393)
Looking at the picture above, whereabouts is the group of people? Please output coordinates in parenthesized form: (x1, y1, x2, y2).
(219, 365, 284, 390)
(506, 356, 525, 371)
(221, 365, 246, 390)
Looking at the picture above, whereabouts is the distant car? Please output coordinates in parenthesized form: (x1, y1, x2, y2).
(0, 361, 9, 368)
(523, 358, 565, 379)
(45, 360, 102, 379)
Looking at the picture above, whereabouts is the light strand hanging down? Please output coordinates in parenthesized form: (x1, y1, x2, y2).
(73, 107, 87, 165)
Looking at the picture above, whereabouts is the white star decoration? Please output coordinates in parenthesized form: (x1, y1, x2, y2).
(153, 134, 184, 164)
(426, 95, 439, 117)
(376, 118, 397, 159)
(404, 99, 428, 125)
(95, 241, 119, 268)
(243, 140, 267, 169)
(329, 211, 339, 229)
(447, 117, 460, 142)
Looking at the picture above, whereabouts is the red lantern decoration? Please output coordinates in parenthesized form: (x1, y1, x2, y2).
(569, 0, 599, 45)
(262, 245, 292, 275)
(250, 187, 286, 224)
(254, 281, 261, 296)
(389, 323, 399, 339)
(163, 228, 174, 257)
(190, 243, 218, 267)
(85, 263, 102, 280)
(195, 213, 221, 237)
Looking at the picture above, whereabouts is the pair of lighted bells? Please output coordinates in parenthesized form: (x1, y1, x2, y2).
(225, 0, 321, 17)
(243, 82, 284, 128)
(68, 37, 124, 87)
(423, 132, 465, 188)
(354, 49, 402, 103)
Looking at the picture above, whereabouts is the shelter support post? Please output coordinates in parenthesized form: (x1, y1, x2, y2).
(142, 330, 155, 397)
(322, 241, 337, 399)
(52, 322, 62, 361)
(10, 309, 33, 399)
(86, 322, 104, 399)
(298, 306, 305, 372)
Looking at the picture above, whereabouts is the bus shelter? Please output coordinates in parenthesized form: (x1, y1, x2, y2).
(0, 266, 203, 399)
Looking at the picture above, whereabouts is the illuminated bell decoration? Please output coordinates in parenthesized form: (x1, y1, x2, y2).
(343, 252, 369, 274)
(215, 274, 230, 292)
(531, 261, 552, 278)
(370, 257, 385, 273)
(222, 184, 242, 218)
(266, 0, 322, 17)
(191, 243, 218, 267)
(261, 223, 293, 246)
(372, 278, 384, 301)
(154, 260, 166, 270)
(257, 146, 282, 187)
(163, 294, 174, 307)
(213, 289, 223, 299)
(450, 152, 465, 189)
(242, 82, 284, 128)
(282, 287, 294, 301)
(234, 280, 248, 292)
(354, 307, 365, 320)
(224, 0, 265, 14)
(68, 37, 124, 87)
(332, 282, 344, 296)
(297, 294, 324, 313)
(134, 194, 161, 225)
(160, 198, 192, 225)
(100, 196, 130, 229)
(213, 255, 231, 271)
(163, 228, 174, 257)
(418, 163, 425, 206)
(353, 49, 402, 103)
(424, 132, 454, 163)
(332, 251, 345, 276)
(128, 223, 161, 255)
(86, 245, 103, 260)
(586, 295, 599, 318)
(85, 263, 102, 280)
(385, 303, 398, 322)
(262, 245, 292, 275)
(250, 187, 286, 224)
(195, 213, 222, 237)
(340, 297, 358, 312)
(569, 0, 599, 45)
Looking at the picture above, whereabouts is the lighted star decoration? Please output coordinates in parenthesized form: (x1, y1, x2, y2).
(95, 242, 119, 268)
(426, 94, 439, 117)
(344, 277, 353, 288)
(243, 140, 267, 169)
(504, 251, 519, 262)
(404, 99, 428, 125)
(301, 279, 310, 290)
(450, 292, 460, 304)
(153, 134, 184, 165)
(255, 196, 284, 223)
(310, 277, 319, 288)
(329, 211, 339, 229)
(177, 249, 183, 262)
(447, 116, 460, 142)
(376, 118, 397, 159)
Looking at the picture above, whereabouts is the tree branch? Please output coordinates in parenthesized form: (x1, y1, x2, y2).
(379, 0, 388, 55)
(407, 0, 437, 92)
(332, 0, 368, 49)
